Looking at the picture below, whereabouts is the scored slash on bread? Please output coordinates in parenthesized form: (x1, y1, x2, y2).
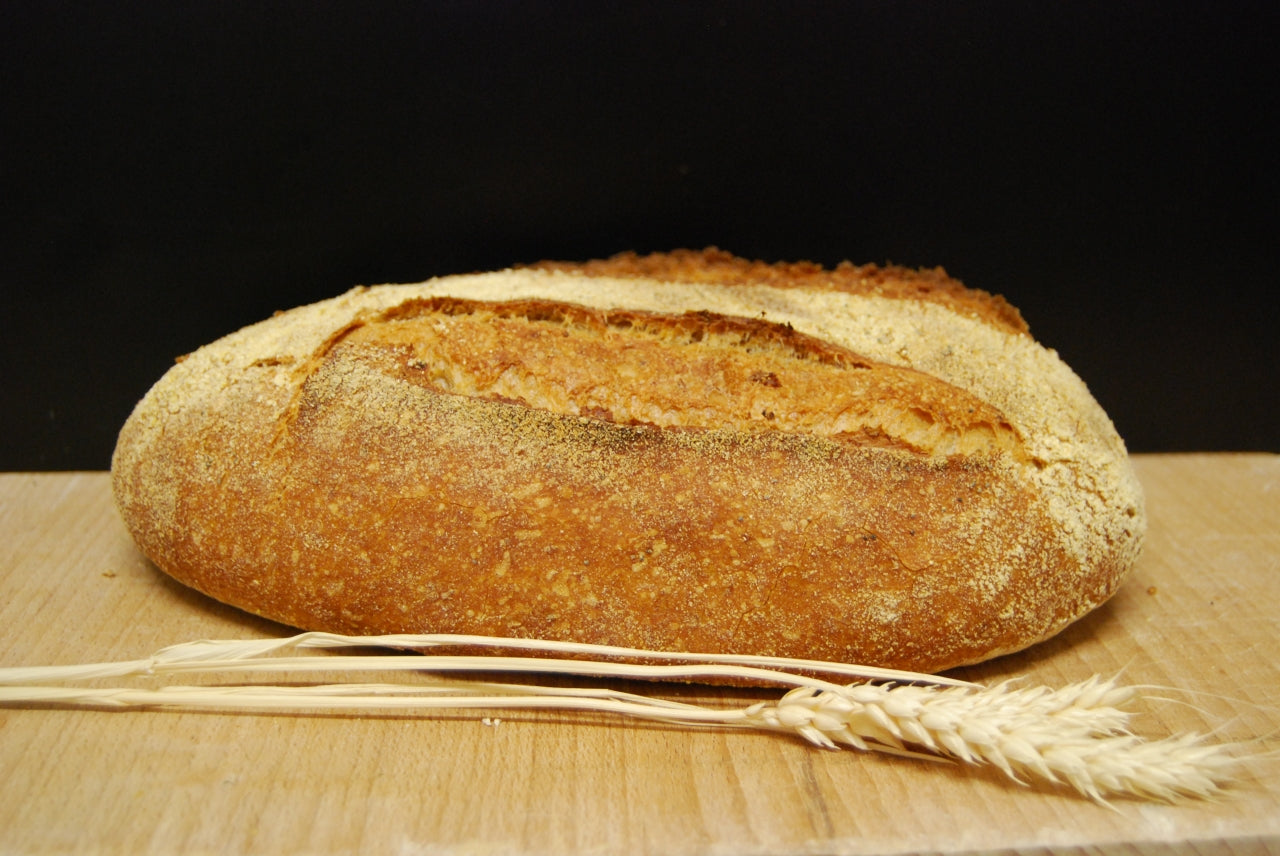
(112, 249, 1145, 674)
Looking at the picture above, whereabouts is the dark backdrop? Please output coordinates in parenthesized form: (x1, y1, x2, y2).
(3, 1, 1276, 470)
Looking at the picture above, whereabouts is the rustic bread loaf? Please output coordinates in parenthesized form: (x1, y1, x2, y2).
(111, 249, 1145, 673)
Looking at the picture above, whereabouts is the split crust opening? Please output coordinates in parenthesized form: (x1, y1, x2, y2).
(331, 296, 1026, 460)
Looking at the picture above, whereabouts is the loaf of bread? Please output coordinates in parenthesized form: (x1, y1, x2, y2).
(111, 249, 1145, 673)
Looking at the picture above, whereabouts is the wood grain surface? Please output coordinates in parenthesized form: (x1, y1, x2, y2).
(1, 454, 1277, 855)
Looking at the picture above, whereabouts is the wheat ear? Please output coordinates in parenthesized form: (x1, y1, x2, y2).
(0, 632, 1247, 803)
(745, 679, 1240, 803)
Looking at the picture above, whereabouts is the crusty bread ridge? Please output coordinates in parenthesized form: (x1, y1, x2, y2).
(111, 248, 1145, 673)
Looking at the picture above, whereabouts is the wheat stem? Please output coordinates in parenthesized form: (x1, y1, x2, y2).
(0, 632, 1247, 803)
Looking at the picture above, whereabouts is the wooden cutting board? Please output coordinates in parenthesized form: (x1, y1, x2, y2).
(1, 454, 1277, 855)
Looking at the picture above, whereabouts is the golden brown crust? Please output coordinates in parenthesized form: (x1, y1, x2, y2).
(111, 251, 1145, 674)
(527, 247, 1031, 337)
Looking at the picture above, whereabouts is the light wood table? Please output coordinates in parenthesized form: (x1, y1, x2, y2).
(2, 454, 1277, 855)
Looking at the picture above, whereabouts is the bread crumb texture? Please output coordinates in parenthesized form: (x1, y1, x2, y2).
(112, 249, 1145, 672)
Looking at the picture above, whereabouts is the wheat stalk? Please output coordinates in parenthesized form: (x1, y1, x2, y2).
(0, 632, 1246, 803)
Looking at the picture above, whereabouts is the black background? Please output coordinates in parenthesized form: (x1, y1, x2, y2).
(3, 1, 1276, 470)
